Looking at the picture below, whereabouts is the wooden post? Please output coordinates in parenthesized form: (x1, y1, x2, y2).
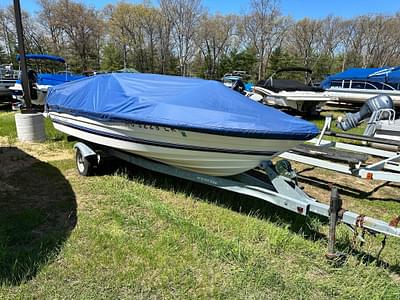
(13, 0, 32, 110)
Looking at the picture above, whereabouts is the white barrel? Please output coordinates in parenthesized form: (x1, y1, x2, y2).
(15, 112, 46, 142)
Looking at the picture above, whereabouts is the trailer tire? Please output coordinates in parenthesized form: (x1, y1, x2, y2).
(75, 148, 95, 176)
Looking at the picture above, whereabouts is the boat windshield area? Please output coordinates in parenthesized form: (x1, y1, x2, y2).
(223, 75, 242, 84)
(330, 80, 400, 91)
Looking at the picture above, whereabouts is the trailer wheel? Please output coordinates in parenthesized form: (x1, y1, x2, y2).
(75, 148, 95, 176)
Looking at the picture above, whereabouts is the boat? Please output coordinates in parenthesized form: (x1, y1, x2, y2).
(222, 74, 242, 88)
(321, 66, 400, 106)
(45, 73, 319, 176)
(252, 67, 333, 115)
(0, 64, 19, 103)
(9, 54, 84, 106)
(222, 71, 253, 91)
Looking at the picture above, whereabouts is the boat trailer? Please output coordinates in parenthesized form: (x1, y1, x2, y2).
(74, 141, 400, 259)
(280, 115, 400, 183)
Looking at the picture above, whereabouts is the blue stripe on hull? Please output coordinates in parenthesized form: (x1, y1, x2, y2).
(53, 119, 278, 156)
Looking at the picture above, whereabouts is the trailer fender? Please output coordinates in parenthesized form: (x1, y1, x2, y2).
(73, 142, 96, 159)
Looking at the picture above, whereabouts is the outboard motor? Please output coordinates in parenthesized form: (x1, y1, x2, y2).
(336, 94, 394, 131)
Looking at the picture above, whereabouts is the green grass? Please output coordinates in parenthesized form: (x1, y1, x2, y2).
(0, 110, 399, 299)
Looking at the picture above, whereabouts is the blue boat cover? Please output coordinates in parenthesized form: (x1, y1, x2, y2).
(46, 73, 319, 140)
(17, 54, 66, 63)
(37, 73, 86, 85)
(321, 67, 400, 88)
(16, 73, 86, 86)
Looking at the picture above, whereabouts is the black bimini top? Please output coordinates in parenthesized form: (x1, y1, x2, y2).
(256, 79, 325, 93)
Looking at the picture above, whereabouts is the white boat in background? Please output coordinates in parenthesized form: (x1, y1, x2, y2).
(222, 74, 242, 88)
(321, 66, 400, 106)
(46, 73, 319, 176)
(252, 67, 333, 115)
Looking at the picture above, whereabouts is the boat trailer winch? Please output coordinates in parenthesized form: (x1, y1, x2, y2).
(74, 142, 400, 260)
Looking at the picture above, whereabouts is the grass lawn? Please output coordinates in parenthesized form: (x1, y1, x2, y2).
(0, 109, 399, 299)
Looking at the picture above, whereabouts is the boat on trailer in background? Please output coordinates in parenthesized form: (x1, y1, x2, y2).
(222, 72, 253, 93)
(0, 64, 19, 106)
(0, 64, 19, 96)
(9, 53, 84, 108)
(251, 67, 334, 115)
(321, 66, 400, 106)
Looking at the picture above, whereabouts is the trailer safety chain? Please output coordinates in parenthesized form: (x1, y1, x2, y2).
(351, 216, 397, 262)
(376, 235, 387, 264)
(352, 215, 366, 248)
(373, 216, 400, 262)
(356, 214, 365, 228)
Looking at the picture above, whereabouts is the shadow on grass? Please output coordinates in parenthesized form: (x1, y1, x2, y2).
(0, 147, 77, 285)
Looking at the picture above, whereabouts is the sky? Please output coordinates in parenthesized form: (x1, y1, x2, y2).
(1, 0, 400, 19)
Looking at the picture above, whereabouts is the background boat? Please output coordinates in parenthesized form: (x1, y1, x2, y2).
(321, 66, 400, 106)
(251, 67, 333, 115)
(9, 54, 84, 107)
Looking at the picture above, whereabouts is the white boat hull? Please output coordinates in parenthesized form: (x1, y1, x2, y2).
(326, 88, 400, 106)
(49, 112, 306, 176)
(252, 86, 333, 112)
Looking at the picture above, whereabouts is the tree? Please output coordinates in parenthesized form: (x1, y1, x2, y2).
(243, 0, 289, 80)
(37, 0, 104, 71)
(101, 42, 123, 71)
(196, 14, 237, 79)
(160, 0, 203, 76)
(106, 2, 164, 73)
(219, 48, 257, 80)
(37, 0, 64, 54)
(286, 18, 322, 70)
(0, 6, 17, 62)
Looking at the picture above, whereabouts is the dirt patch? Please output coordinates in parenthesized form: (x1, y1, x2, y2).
(289, 160, 400, 218)
(0, 136, 72, 163)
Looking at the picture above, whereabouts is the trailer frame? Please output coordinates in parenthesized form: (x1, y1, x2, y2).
(280, 115, 400, 182)
(73, 142, 400, 242)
